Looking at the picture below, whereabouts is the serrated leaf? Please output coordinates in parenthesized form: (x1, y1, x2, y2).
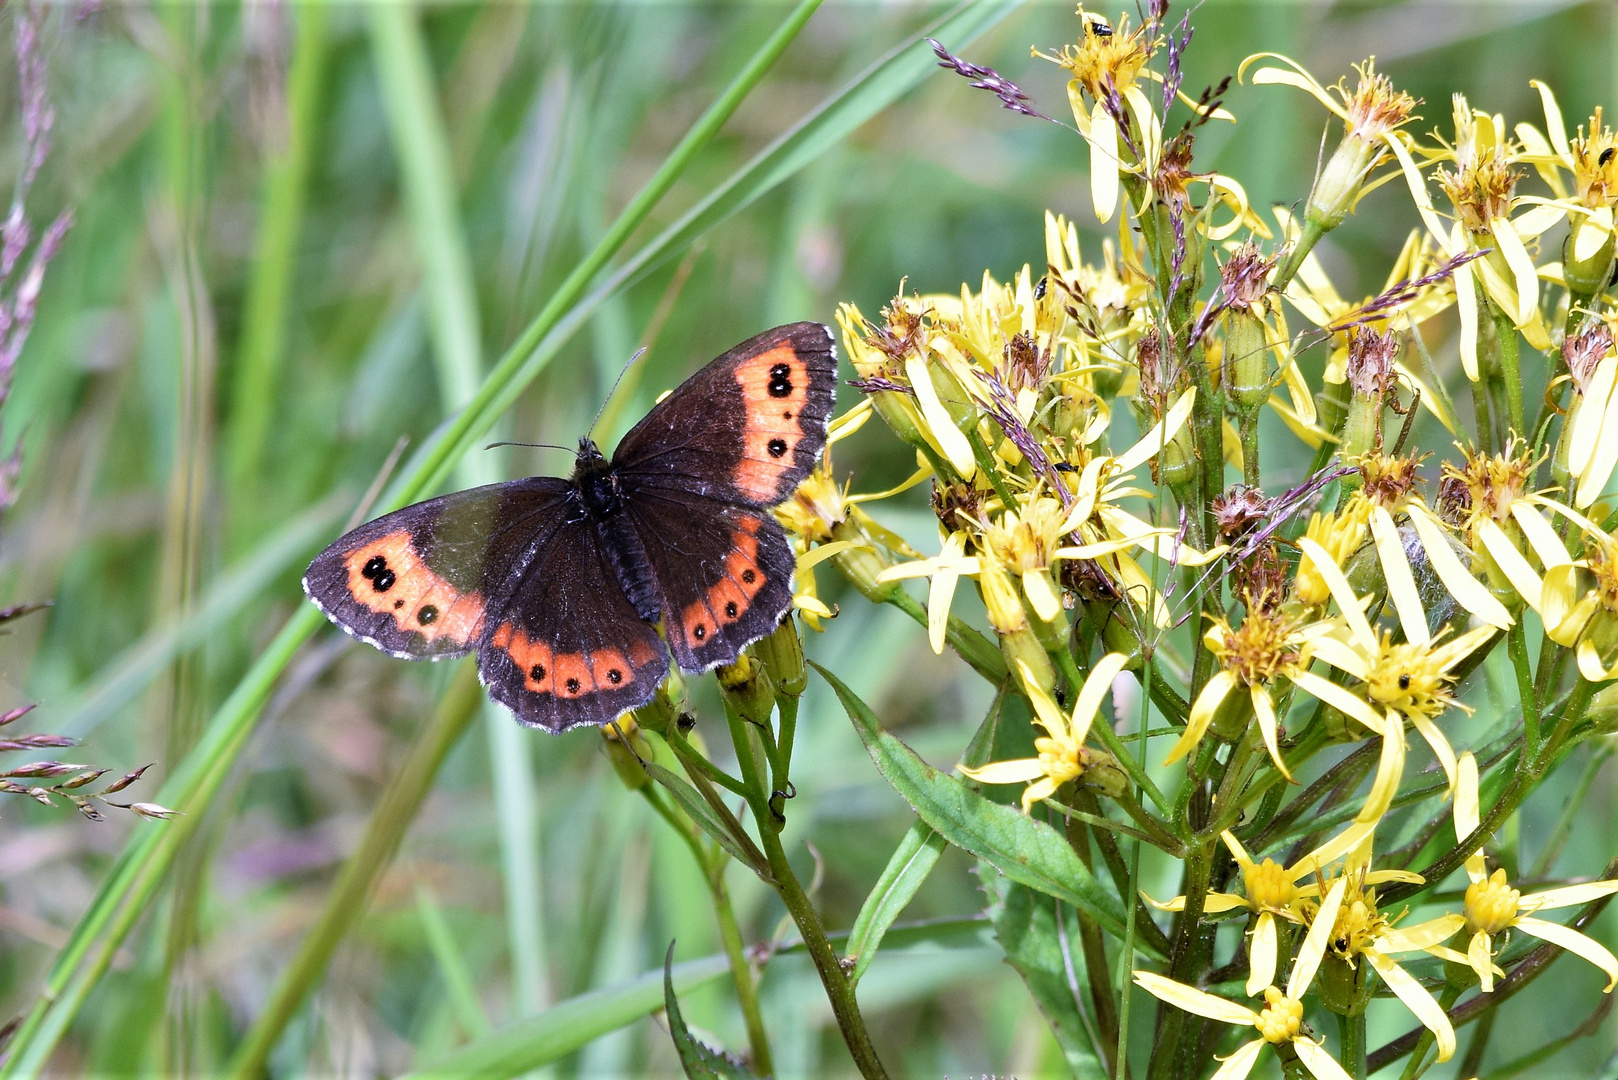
(847, 820, 947, 984)
(981, 872, 1108, 1080)
(642, 762, 767, 875)
(662, 944, 760, 1080)
(814, 663, 1140, 947)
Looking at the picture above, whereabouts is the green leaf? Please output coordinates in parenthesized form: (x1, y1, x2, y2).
(643, 762, 767, 875)
(399, 953, 730, 1080)
(813, 663, 1142, 947)
(981, 872, 1108, 1080)
(663, 944, 761, 1080)
(846, 820, 947, 984)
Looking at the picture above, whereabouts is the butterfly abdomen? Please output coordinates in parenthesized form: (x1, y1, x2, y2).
(576, 447, 663, 623)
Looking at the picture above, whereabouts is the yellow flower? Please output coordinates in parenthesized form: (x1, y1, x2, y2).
(1451, 753, 1618, 992)
(1556, 322, 1618, 509)
(1134, 874, 1356, 1080)
(1146, 823, 1375, 996)
(1277, 214, 1460, 434)
(1393, 94, 1558, 377)
(1514, 86, 1618, 294)
(1306, 828, 1460, 1060)
(1240, 57, 1419, 230)
(1343, 453, 1514, 639)
(958, 652, 1128, 812)
(1165, 605, 1338, 778)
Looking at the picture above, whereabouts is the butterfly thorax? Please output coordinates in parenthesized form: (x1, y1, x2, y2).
(573, 437, 662, 622)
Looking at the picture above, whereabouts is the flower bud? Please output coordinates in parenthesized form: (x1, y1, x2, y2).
(1562, 223, 1616, 300)
(717, 654, 777, 726)
(753, 615, 807, 698)
(1077, 749, 1127, 799)
(602, 718, 653, 791)
(1223, 309, 1271, 414)
(829, 518, 900, 603)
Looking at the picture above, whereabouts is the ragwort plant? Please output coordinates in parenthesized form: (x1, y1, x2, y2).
(611, 5, 1618, 1078)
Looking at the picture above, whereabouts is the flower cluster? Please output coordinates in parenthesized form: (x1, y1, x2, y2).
(777, 6, 1618, 1077)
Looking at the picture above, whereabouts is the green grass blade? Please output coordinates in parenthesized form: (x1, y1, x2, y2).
(368, 1, 551, 1025)
(227, 1, 327, 491)
(846, 821, 946, 985)
(222, 661, 484, 1080)
(400, 955, 731, 1080)
(415, 882, 495, 1041)
(0, 8, 826, 1073)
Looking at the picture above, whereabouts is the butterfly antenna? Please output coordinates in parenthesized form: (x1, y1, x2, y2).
(483, 440, 573, 453)
(587, 347, 648, 441)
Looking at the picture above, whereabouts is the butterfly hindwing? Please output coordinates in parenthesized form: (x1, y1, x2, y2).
(476, 512, 669, 732)
(611, 322, 836, 507)
(619, 482, 797, 671)
(303, 479, 575, 660)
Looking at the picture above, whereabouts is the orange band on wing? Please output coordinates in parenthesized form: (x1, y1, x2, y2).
(345, 530, 486, 647)
(732, 345, 812, 502)
(491, 622, 644, 697)
(679, 516, 768, 644)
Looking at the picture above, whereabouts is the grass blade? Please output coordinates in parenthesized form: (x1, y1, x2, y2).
(400, 954, 731, 1080)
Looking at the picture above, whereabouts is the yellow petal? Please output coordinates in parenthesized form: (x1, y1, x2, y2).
(1370, 507, 1431, 645)
(1454, 236, 1480, 381)
(1569, 357, 1617, 477)
(1476, 518, 1543, 610)
(1467, 931, 1497, 992)
(1251, 684, 1292, 781)
(1089, 103, 1120, 224)
(1116, 387, 1197, 473)
(1521, 880, 1618, 911)
(1577, 638, 1618, 682)
(1016, 658, 1068, 737)
(876, 553, 980, 583)
(905, 352, 977, 478)
(1209, 1040, 1266, 1080)
(1365, 951, 1455, 1060)
(1241, 55, 1348, 119)
(1386, 134, 1454, 256)
(1407, 712, 1458, 794)
(1169, 670, 1236, 766)
(1219, 829, 1257, 872)
(798, 540, 858, 570)
(1294, 1038, 1355, 1080)
(1574, 214, 1612, 264)
(1490, 217, 1539, 326)
(1022, 568, 1061, 623)
(1578, 384, 1618, 508)
(1291, 670, 1387, 735)
(1407, 504, 1512, 628)
(1296, 537, 1377, 649)
(1378, 913, 1467, 953)
(1356, 717, 1406, 824)
(1531, 79, 1570, 157)
(1288, 875, 1346, 999)
(1454, 752, 1487, 882)
(1511, 503, 1574, 569)
(1071, 652, 1130, 744)
(1247, 911, 1278, 997)
(1295, 821, 1377, 880)
(928, 535, 967, 654)
(1514, 917, 1618, 992)
(958, 758, 1046, 785)
(1132, 971, 1257, 1026)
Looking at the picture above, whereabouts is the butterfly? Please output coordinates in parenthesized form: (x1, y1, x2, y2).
(303, 322, 837, 732)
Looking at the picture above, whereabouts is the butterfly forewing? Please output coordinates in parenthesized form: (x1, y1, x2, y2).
(611, 322, 837, 507)
(302, 479, 575, 660)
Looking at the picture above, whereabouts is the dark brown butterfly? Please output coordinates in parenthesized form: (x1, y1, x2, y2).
(303, 323, 837, 732)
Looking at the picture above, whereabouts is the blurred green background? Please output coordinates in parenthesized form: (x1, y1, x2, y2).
(0, 2, 1614, 1076)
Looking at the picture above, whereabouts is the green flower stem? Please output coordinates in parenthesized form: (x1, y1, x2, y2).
(224, 661, 484, 1080)
(723, 703, 891, 1079)
(1492, 305, 1525, 437)
(1337, 1012, 1368, 1080)
(1066, 820, 1121, 1074)
(966, 425, 1019, 510)
(664, 726, 751, 799)
(882, 587, 1009, 684)
(1071, 790, 1174, 958)
(774, 693, 801, 796)
(710, 856, 774, 1076)
(637, 785, 773, 1075)
(1146, 842, 1212, 1080)
(1507, 621, 1541, 750)
(1271, 217, 1331, 294)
